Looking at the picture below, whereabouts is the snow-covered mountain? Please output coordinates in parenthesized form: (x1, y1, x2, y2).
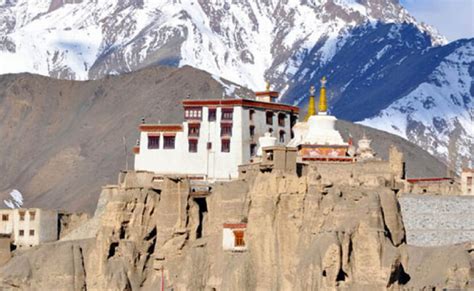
(0, 0, 471, 168)
(0, 0, 444, 85)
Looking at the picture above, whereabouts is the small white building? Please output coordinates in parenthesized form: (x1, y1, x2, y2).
(0, 208, 58, 248)
(134, 89, 299, 180)
(461, 169, 474, 195)
(222, 223, 247, 251)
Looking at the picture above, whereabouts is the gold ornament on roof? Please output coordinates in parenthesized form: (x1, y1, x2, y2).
(318, 76, 327, 113)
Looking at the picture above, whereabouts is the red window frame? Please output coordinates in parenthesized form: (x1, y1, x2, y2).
(233, 230, 245, 247)
(221, 123, 232, 137)
(188, 123, 200, 137)
(221, 139, 230, 152)
(222, 108, 233, 120)
(184, 107, 202, 120)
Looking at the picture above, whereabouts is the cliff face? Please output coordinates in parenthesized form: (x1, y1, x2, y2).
(0, 167, 471, 290)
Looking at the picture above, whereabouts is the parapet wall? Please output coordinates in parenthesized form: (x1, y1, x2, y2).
(399, 194, 474, 246)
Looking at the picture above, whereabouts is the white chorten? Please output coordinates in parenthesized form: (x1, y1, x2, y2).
(288, 77, 347, 147)
(257, 132, 277, 156)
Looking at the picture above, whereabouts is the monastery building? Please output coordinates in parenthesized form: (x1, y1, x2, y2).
(134, 85, 299, 180)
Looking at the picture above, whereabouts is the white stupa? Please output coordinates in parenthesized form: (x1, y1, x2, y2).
(288, 77, 348, 149)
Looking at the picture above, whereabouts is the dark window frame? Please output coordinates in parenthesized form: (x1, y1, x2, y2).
(221, 123, 233, 137)
(148, 135, 160, 149)
(279, 130, 286, 143)
(221, 139, 231, 153)
(278, 113, 286, 127)
(208, 108, 217, 121)
(188, 139, 198, 153)
(266, 111, 274, 125)
(163, 136, 176, 149)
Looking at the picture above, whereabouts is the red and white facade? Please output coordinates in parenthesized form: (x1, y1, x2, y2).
(134, 93, 298, 180)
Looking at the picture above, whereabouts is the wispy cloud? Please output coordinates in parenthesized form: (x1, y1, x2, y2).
(401, 0, 474, 41)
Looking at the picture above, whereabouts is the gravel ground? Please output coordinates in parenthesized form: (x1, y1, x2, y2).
(399, 194, 474, 246)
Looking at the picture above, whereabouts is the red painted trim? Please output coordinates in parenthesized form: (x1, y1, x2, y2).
(139, 124, 183, 132)
(407, 177, 452, 183)
(302, 157, 354, 162)
(182, 99, 299, 113)
(255, 91, 279, 97)
(223, 223, 247, 229)
(132, 146, 140, 154)
(462, 168, 474, 173)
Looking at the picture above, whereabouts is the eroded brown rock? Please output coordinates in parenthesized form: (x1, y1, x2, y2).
(0, 169, 471, 290)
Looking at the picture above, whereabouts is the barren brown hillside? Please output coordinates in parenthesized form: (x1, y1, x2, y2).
(0, 66, 447, 213)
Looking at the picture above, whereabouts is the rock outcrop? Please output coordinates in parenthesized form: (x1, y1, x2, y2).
(0, 168, 471, 290)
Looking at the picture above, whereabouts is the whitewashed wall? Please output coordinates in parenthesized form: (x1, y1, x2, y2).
(135, 105, 295, 180)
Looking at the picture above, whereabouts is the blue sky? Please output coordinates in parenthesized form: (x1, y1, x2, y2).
(400, 0, 473, 41)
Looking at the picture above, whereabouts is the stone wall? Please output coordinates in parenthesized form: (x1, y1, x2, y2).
(399, 194, 474, 246)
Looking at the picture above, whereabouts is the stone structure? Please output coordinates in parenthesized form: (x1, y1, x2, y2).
(0, 208, 58, 248)
(0, 234, 11, 266)
(134, 86, 298, 180)
(400, 194, 474, 246)
(356, 133, 376, 160)
(461, 168, 474, 195)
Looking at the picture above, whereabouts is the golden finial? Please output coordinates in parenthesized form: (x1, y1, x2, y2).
(305, 85, 317, 121)
(318, 76, 327, 114)
(320, 76, 327, 88)
(266, 81, 271, 92)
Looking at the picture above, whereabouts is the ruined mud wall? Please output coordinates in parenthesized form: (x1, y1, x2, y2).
(400, 195, 474, 246)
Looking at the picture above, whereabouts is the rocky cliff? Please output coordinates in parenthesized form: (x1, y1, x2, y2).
(0, 67, 448, 213)
(0, 167, 471, 290)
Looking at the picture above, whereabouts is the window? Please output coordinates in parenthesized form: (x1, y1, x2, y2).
(29, 211, 36, 221)
(234, 230, 245, 247)
(188, 123, 200, 137)
(221, 124, 232, 137)
(266, 111, 274, 125)
(250, 144, 257, 156)
(208, 108, 216, 121)
(279, 131, 285, 143)
(207, 142, 212, 150)
(19, 211, 25, 221)
(278, 113, 286, 127)
(185, 107, 202, 120)
(1, 214, 8, 221)
(221, 139, 230, 152)
(19, 230, 24, 236)
(163, 136, 175, 149)
(29, 229, 35, 236)
(148, 136, 160, 149)
(249, 126, 255, 138)
(249, 109, 255, 121)
(189, 139, 198, 153)
(222, 108, 233, 120)
(468, 176, 473, 186)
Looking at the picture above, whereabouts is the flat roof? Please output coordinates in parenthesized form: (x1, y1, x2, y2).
(182, 98, 299, 113)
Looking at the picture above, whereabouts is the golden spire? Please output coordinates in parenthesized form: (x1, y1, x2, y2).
(318, 76, 327, 114)
(266, 81, 271, 92)
(305, 85, 317, 121)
